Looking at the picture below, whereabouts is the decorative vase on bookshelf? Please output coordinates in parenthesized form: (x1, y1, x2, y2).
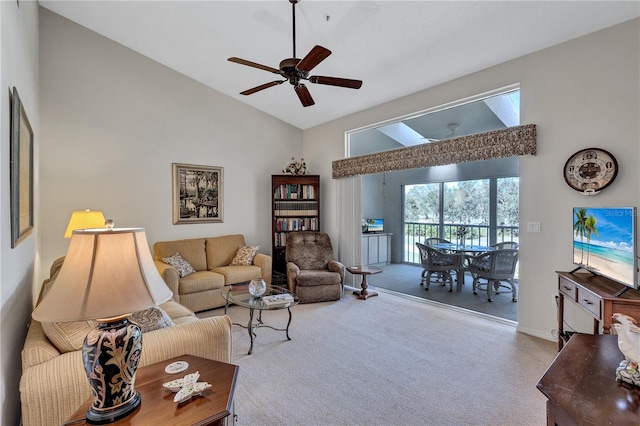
(282, 158, 308, 175)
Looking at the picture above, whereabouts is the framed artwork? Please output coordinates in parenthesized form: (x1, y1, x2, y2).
(172, 163, 224, 224)
(10, 87, 34, 248)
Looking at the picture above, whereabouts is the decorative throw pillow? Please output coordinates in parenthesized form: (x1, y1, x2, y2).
(42, 320, 97, 353)
(162, 252, 196, 278)
(230, 245, 260, 266)
(130, 306, 175, 332)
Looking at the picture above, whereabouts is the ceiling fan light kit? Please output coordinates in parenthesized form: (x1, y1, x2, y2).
(228, 0, 362, 107)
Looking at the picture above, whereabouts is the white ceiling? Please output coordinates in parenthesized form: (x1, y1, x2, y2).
(39, 1, 640, 130)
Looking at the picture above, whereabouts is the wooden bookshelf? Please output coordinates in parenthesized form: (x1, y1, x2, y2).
(272, 174, 320, 273)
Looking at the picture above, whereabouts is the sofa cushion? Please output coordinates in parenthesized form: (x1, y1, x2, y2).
(159, 300, 196, 321)
(130, 306, 175, 332)
(211, 265, 262, 285)
(162, 252, 196, 278)
(179, 270, 226, 295)
(42, 304, 180, 354)
(230, 245, 259, 266)
(154, 238, 207, 271)
(295, 270, 342, 287)
(205, 234, 246, 269)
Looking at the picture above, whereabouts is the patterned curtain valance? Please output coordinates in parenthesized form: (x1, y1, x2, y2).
(332, 124, 536, 179)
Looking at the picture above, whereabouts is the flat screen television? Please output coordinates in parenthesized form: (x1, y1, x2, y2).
(572, 207, 637, 290)
(364, 219, 384, 233)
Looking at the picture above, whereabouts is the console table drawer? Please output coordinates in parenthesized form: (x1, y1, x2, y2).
(577, 287, 601, 319)
(558, 277, 576, 300)
(556, 271, 640, 350)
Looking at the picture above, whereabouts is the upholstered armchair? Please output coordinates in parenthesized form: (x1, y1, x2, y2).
(285, 232, 345, 303)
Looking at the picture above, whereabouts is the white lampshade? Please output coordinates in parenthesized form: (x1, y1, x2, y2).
(64, 209, 106, 238)
(33, 228, 172, 322)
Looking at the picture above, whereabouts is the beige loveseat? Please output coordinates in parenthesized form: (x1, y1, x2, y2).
(154, 234, 272, 312)
(19, 259, 233, 426)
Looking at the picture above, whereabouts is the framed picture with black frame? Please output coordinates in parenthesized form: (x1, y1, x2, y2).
(172, 163, 224, 224)
(10, 87, 34, 248)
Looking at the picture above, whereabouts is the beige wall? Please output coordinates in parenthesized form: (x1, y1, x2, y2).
(1, 1, 40, 424)
(305, 18, 640, 341)
(38, 8, 303, 291)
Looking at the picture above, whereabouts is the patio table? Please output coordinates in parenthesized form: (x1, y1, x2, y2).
(430, 243, 496, 291)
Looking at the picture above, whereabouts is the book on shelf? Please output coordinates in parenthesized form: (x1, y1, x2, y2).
(273, 200, 318, 216)
(274, 184, 316, 200)
(274, 217, 318, 232)
(262, 293, 294, 306)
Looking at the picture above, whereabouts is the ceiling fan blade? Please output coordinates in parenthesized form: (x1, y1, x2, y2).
(228, 57, 280, 74)
(296, 45, 331, 73)
(309, 76, 363, 89)
(240, 80, 285, 96)
(294, 84, 315, 107)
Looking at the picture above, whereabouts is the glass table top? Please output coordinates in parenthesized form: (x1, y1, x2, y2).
(222, 284, 299, 310)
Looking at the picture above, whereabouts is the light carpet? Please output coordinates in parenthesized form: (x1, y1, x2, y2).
(198, 291, 556, 425)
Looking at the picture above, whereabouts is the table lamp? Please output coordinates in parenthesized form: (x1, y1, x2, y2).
(64, 209, 106, 237)
(32, 225, 173, 424)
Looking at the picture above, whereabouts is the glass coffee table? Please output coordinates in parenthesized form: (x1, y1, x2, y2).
(222, 284, 299, 355)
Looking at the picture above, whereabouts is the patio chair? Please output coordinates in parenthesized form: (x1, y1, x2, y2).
(425, 237, 451, 247)
(467, 249, 518, 302)
(416, 242, 462, 292)
(492, 241, 519, 250)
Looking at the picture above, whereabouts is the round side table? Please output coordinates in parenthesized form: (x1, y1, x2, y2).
(347, 265, 382, 300)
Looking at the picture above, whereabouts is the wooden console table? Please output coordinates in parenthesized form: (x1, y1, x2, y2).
(556, 271, 640, 350)
(65, 354, 238, 425)
(537, 334, 640, 425)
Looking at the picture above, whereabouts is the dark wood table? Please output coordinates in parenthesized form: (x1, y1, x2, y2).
(347, 265, 382, 300)
(536, 334, 640, 425)
(65, 354, 238, 425)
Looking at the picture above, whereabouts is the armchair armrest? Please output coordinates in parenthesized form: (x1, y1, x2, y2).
(20, 348, 90, 426)
(286, 262, 300, 293)
(140, 315, 233, 365)
(328, 259, 345, 282)
(253, 253, 272, 285)
(154, 259, 180, 302)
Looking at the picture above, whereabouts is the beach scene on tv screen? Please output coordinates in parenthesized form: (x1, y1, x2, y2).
(573, 207, 635, 286)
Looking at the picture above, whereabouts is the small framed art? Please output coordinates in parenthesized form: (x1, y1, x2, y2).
(172, 163, 223, 224)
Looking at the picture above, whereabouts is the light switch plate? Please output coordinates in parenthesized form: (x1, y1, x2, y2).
(527, 222, 541, 233)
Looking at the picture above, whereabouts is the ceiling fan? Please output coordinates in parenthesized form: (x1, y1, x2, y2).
(228, 0, 363, 107)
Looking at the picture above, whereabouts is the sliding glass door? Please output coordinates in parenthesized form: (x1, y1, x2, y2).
(404, 177, 518, 263)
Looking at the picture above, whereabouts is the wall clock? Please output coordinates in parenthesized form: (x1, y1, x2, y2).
(563, 148, 618, 195)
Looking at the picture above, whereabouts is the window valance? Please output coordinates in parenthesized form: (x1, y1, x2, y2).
(332, 124, 536, 178)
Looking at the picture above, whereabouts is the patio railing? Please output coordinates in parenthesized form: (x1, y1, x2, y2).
(404, 222, 519, 264)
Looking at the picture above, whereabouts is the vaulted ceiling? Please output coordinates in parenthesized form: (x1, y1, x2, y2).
(39, 1, 639, 130)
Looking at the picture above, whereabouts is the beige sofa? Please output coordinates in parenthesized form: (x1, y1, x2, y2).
(20, 259, 233, 426)
(154, 234, 272, 312)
